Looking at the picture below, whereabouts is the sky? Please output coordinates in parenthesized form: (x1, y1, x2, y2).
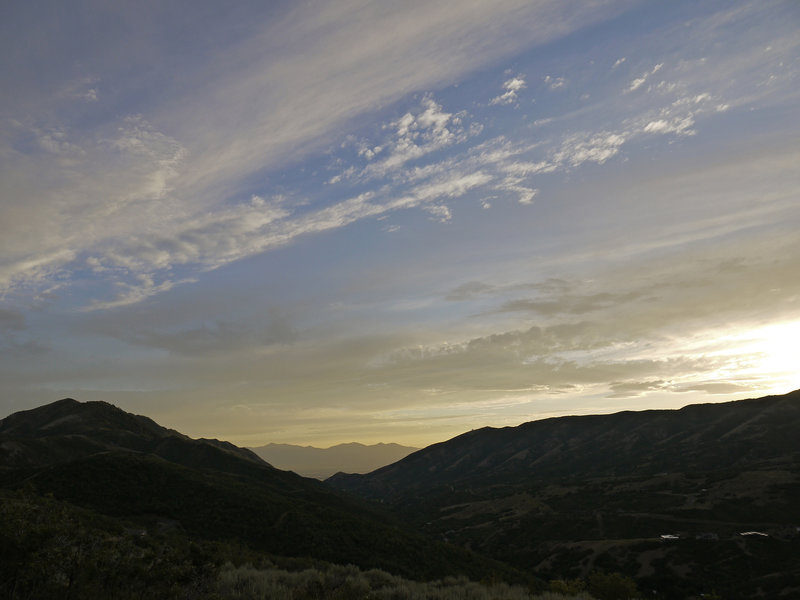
(1, 1, 799, 448)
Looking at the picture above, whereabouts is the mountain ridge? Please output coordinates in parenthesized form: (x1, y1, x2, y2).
(0, 397, 526, 584)
(0, 397, 269, 472)
(249, 440, 418, 479)
(327, 389, 800, 599)
(4, 392, 800, 597)
(328, 390, 800, 495)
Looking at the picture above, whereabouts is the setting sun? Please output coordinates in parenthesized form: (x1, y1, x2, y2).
(741, 320, 800, 393)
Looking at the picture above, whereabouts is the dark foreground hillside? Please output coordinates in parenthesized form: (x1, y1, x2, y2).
(2, 486, 579, 600)
(329, 390, 800, 599)
(0, 399, 531, 596)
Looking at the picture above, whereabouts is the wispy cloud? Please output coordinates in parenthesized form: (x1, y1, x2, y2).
(1, 1, 630, 308)
(160, 0, 630, 199)
(357, 96, 471, 180)
(627, 62, 663, 92)
(3, 1, 796, 312)
(490, 75, 527, 105)
(544, 74, 566, 90)
(86, 274, 196, 311)
(364, 232, 800, 401)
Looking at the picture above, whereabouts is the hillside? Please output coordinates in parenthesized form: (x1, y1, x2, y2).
(6, 393, 799, 598)
(0, 398, 267, 474)
(329, 390, 800, 599)
(249, 442, 418, 479)
(0, 399, 528, 585)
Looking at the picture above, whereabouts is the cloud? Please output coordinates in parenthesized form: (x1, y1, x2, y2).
(490, 75, 527, 105)
(91, 313, 296, 357)
(322, 57, 741, 230)
(2, 1, 800, 448)
(365, 322, 728, 402)
(85, 274, 196, 311)
(352, 96, 473, 180)
(0, 249, 77, 296)
(4, 0, 795, 314)
(643, 117, 695, 135)
(0, 115, 187, 296)
(554, 132, 626, 166)
(627, 76, 647, 93)
(626, 62, 663, 92)
(367, 221, 800, 404)
(360, 241, 796, 398)
(424, 204, 453, 223)
(503, 161, 558, 176)
(165, 0, 629, 198)
(497, 176, 538, 205)
(607, 380, 668, 399)
(544, 74, 566, 90)
(496, 291, 644, 317)
(1, 1, 635, 309)
(445, 281, 496, 301)
(675, 382, 760, 395)
(7, 103, 491, 309)
(97, 194, 290, 273)
(411, 171, 492, 203)
(34, 127, 82, 155)
(0, 60, 749, 309)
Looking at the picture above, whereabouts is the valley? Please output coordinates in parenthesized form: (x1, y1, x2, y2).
(2, 390, 799, 598)
(329, 390, 800, 598)
(248, 442, 418, 479)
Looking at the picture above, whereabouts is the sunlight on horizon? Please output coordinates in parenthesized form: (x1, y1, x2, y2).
(736, 319, 800, 393)
(692, 319, 800, 396)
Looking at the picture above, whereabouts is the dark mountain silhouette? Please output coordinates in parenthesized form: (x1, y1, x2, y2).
(249, 441, 418, 479)
(0, 397, 265, 473)
(329, 390, 800, 496)
(6, 392, 800, 598)
(0, 398, 525, 584)
(329, 390, 800, 599)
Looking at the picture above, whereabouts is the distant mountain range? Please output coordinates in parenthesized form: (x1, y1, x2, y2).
(249, 442, 418, 479)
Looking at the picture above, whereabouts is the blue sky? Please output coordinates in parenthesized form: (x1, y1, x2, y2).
(1, 1, 799, 446)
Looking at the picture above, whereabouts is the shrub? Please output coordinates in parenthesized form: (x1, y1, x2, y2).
(586, 571, 638, 600)
(549, 578, 586, 595)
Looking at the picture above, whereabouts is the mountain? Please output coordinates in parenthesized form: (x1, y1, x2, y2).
(329, 390, 800, 599)
(330, 390, 800, 495)
(249, 442, 418, 479)
(7, 393, 799, 598)
(0, 397, 265, 473)
(0, 398, 527, 585)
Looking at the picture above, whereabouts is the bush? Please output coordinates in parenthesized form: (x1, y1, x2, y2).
(586, 571, 638, 600)
(214, 562, 593, 600)
(549, 578, 586, 595)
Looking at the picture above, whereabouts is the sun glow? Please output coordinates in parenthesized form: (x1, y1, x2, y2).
(736, 320, 800, 393)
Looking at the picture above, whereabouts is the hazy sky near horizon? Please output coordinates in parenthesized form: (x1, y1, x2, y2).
(1, 1, 799, 447)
